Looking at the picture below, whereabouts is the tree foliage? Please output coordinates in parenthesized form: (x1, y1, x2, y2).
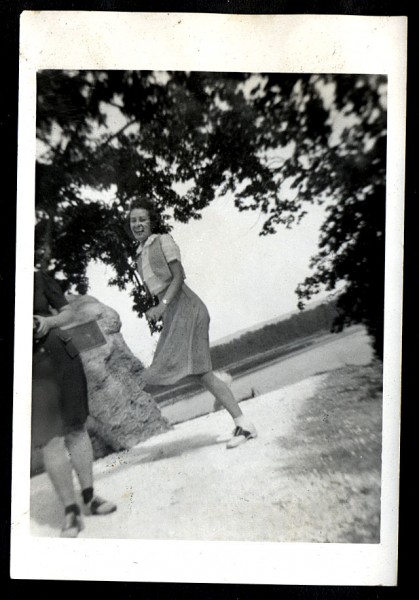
(35, 70, 387, 357)
(211, 301, 340, 371)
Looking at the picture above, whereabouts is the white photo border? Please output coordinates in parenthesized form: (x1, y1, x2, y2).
(11, 11, 407, 585)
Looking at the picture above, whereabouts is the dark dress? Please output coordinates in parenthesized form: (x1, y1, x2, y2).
(32, 271, 89, 447)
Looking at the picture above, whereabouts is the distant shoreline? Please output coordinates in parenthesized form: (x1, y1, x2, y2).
(156, 325, 365, 408)
(210, 296, 332, 347)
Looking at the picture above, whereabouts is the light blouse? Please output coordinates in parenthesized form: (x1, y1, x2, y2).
(136, 233, 182, 296)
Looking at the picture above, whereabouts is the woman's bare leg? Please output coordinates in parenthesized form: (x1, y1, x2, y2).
(64, 426, 93, 491)
(199, 371, 242, 418)
(198, 371, 257, 447)
(65, 426, 117, 515)
(42, 435, 77, 507)
(42, 435, 85, 537)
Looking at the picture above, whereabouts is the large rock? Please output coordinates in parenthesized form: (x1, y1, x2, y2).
(64, 293, 170, 454)
(31, 293, 170, 475)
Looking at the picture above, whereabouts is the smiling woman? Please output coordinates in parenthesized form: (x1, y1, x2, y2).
(123, 197, 258, 449)
(129, 206, 152, 243)
(85, 193, 330, 366)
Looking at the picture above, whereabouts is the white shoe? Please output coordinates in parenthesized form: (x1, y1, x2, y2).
(226, 426, 257, 449)
(60, 512, 84, 538)
(85, 496, 117, 516)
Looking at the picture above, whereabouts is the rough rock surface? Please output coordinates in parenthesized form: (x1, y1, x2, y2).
(64, 293, 170, 455)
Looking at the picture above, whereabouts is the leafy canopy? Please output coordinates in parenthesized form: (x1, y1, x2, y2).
(35, 70, 387, 357)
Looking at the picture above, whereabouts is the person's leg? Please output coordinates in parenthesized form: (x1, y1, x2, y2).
(41, 435, 83, 537)
(199, 371, 242, 418)
(42, 435, 77, 506)
(64, 426, 93, 491)
(65, 426, 117, 515)
(199, 371, 257, 448)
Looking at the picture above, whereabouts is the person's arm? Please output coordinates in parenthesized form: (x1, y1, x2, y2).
(34, 304, 74, 338)
(145, 260, 184, 322)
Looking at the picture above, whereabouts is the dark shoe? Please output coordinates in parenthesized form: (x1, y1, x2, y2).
(85, 495, 117, 516)
(60, 512, 84, 538)
(226, 426, 257, 449)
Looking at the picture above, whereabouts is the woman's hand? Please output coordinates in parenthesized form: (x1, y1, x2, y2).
(33, 315, 51, 338)
(145, 304, 165, 323)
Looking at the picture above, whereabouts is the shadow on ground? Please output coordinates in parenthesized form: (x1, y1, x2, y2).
(31, 433, 225, 530)
(123, 432, 226, 464)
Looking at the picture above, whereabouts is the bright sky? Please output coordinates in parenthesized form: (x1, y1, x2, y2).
(87, 194, 329, 366)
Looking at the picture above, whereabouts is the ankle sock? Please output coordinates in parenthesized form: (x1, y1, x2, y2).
(234, 415, 255, 432)
(65, 503, 80, 516)
(82, 486, 94, 504)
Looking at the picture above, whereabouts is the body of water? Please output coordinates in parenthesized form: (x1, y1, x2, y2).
(161, 326, 374, 424)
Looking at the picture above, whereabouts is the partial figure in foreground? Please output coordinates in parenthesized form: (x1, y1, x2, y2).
(32, 270, 117, 538)
(128, 197, 257, 448)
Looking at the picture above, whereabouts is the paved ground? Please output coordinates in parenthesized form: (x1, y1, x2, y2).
(29, 366, 381, 543)
(13, 359, 392, 584)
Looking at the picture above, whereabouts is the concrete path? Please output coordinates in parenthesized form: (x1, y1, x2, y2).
(30, 375, 326, 541)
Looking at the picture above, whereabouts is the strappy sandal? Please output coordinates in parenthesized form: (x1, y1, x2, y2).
(60, 512, 84, 538)
(85, 495, 117, 516)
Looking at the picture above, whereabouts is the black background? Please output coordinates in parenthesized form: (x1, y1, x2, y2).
(1, 1, 415, 598)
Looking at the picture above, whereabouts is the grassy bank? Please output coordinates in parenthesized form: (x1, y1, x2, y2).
(278, 359, 383, 542)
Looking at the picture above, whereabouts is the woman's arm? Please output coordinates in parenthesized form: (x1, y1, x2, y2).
(34, 304, 74, 338)
(145, 260, 184, 322)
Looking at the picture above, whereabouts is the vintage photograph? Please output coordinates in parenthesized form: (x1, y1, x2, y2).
(11, 12, 406, 585)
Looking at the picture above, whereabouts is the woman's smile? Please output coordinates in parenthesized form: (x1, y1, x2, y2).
(130, 208, 151, 242)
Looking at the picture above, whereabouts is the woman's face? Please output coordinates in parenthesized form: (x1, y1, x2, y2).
(130, 207, 152, 244)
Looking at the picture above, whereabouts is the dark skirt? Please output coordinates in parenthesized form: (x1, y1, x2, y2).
(142, 284, 213, 387)
(31, 328, 89, 448)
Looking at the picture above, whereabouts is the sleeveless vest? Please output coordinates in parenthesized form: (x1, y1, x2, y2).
(148, 235, 173, 284)
(137, 234, 184, 296)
